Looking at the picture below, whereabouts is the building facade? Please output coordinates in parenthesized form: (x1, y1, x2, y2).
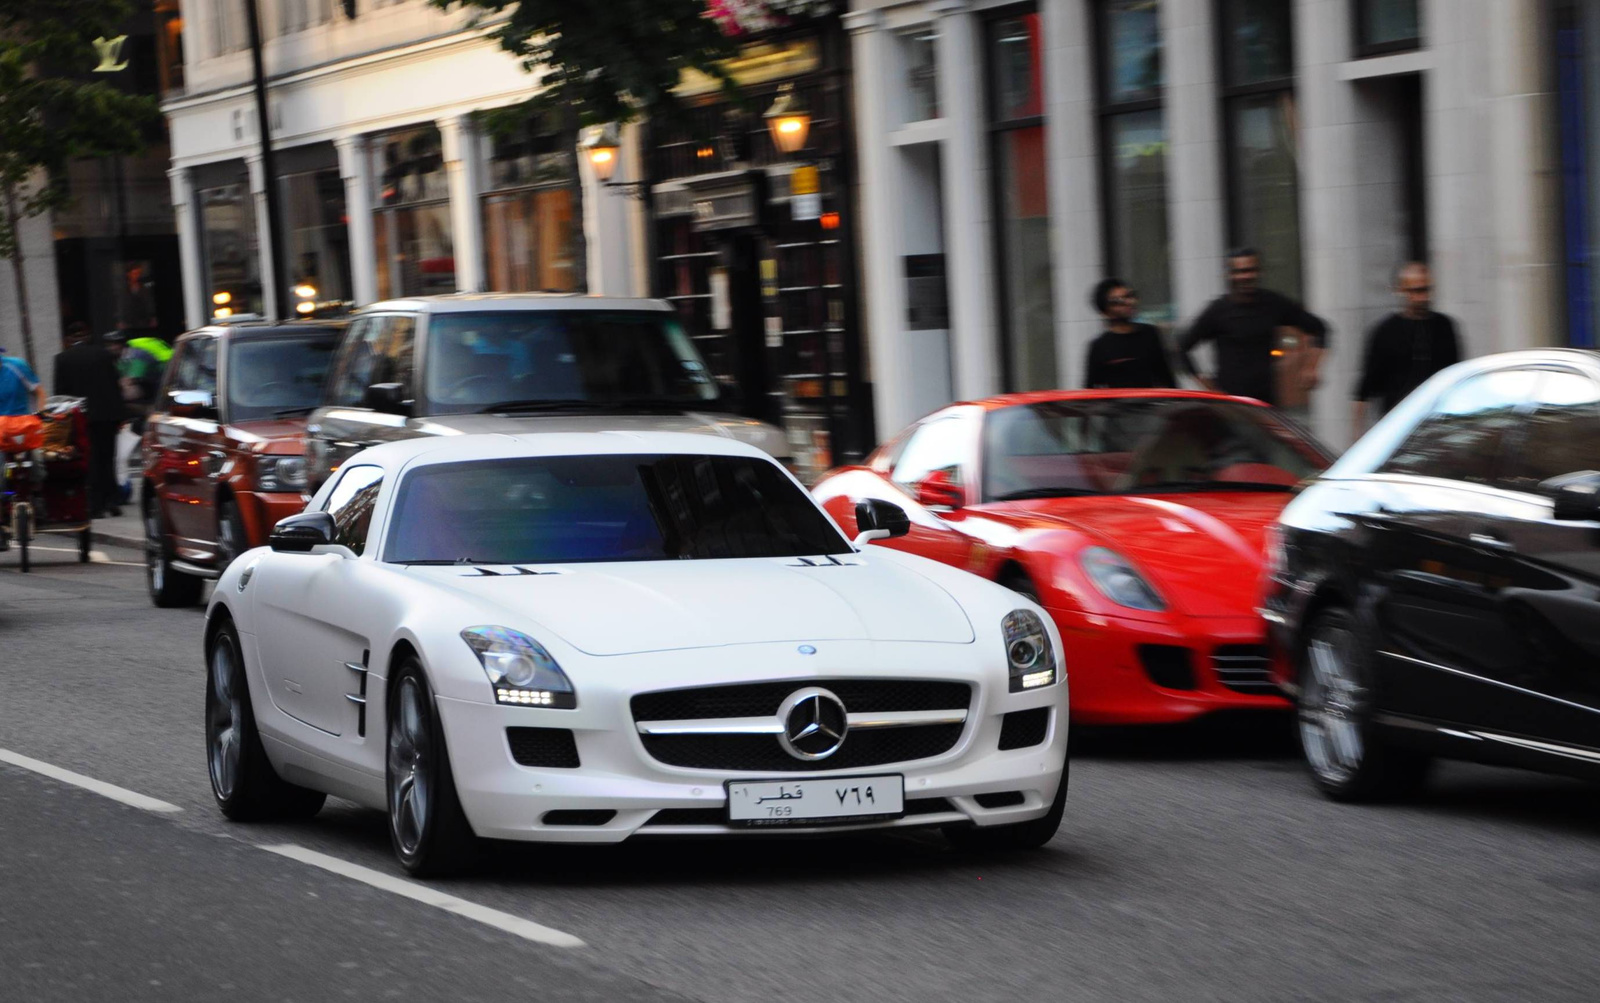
(846, 0, 1568, 447)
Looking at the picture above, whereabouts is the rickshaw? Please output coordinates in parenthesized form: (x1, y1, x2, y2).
(0, 396, 93, 572)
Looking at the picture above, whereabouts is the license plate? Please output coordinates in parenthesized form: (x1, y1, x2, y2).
(726, 775, 905, 826)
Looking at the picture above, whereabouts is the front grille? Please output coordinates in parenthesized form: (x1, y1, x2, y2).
(631, 679, 971, 722)
(640, 723, 965, 772)
(1139, 645, 1197, 691)
(506, 727, 581, 768)
(1212, 645, 1276, 694)
(998, 708, 1050, 750)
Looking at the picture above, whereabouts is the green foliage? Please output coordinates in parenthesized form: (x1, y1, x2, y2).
(0, 0, 163, 258)
(430, 0, 740, 126)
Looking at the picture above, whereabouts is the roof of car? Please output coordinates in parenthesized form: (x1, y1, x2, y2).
(183, 320, 344, 341)
(951, 388, 1271, 412)
(357, 293, 673, 314)
(346, 430, 769, 472)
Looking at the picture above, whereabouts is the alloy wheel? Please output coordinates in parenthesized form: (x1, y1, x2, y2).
(208, 642, 242, 800)
(388, 677, 432, 857)
(1299, 620, 1367, 786)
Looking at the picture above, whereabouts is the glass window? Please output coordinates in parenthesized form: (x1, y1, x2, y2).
(280, 167, 353, 310)
(421, 310, 719, 411)
(1356, 0, 1420, 55)
(1104, 0, 1162, 102)
(373, 315, 416, 391)
(480, 120, 581, 293)
(173, 338, 219, 397)
(982, 398, 1328, 500)
(370, 127, 454, 297)
(1224, 0, 1294, 86)
(200, 181, 263, 319)
(227, 334, 341, 420)
(892, 416, 970, 488)
(322, 464, 383, 556)
(989, 11, 1057, 392)
(900, 27, 940, 124)
(1377, 368, 1542, 486)
(329, 316, 384, 406)
(1499, 371, 1600, 494)
(383, 454, 851, 565)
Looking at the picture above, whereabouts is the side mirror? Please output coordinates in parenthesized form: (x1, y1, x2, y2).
(854, 498, 910, 545)
(168, 389, 217, 420)
(363, 382, 410, 415)
(914, 469, 965, 510)
(1543, 470, 1600, 522)
(270, 510, 337, 553)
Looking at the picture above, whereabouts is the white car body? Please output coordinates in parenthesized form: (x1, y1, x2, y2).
(207, 432, 1069, 844)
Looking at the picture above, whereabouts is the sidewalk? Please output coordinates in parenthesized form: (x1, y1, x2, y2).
(93, 507, 144, 551)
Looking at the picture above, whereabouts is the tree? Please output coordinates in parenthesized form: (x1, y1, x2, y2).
(0, 0, 161, 365)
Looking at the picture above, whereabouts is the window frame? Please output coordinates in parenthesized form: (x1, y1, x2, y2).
(1352, 0, 1422, 60)
(478, 117, 583, 294)
(319, 463, 385, 556)
(1372, 366, 1553, 491)
(369, 126, 454, 298)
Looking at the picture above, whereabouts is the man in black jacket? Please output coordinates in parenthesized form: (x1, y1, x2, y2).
(1177, 249, 1328, 417)
(1084, 278, 1176, 389)
(1352, 261, 1461, 433)
(54, 323, 127, 518)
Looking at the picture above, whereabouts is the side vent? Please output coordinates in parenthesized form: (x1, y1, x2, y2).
(344, 650, 369, 737)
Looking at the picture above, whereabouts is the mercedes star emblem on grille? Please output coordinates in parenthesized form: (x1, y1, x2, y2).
(777, 687, 849, 761)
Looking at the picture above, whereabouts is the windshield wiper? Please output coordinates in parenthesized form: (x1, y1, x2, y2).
(1133, 481, 1294, 494)
(993, 487, 1101, 501)
(271, 405, 317, 417)
(397, 558, 483, 566)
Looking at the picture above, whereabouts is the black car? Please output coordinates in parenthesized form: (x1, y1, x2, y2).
(1264, 349, 1600, 800)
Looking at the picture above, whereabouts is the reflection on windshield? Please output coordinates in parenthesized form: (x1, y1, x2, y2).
(384, 454, 849, 565)
(983, 399, 1329, 500)
(423, 311, 719, 411)
(227, 336, 339, 420)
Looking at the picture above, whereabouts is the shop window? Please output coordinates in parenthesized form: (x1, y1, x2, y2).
(899, 27, 940, 124)
(1354, 0, 1421, 58)
(480, 120, 581, 293)
(280, 166, 353, 311)
(987, 9, 1058, 392)
(1219, 0, 1303, 299)
(370, 126, 455, 297)
(1096, 0, 1172, 324)
(199, 181, 263, 319)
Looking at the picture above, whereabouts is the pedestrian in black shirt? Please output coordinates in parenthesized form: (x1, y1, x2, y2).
(1178, 249, 1329, 417)
(1352, 261, 1461, 433)
(1084, 279, 1176, 389)
(54, 323, 127, 517)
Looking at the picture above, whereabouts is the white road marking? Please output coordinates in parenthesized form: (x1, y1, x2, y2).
(260, 844, 586, 949)
(14, 545, 140, 566)
(0, 748, 183, 814)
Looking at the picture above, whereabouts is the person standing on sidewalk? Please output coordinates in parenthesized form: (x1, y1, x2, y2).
(1352, 261, 1461, 434)
(1178, 248, 1329, 421)
(54, 323, 127, 518)
(1084, 279, 1177, 389)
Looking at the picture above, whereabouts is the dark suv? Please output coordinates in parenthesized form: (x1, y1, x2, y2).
(142, 321, 342, 606)
(304, 294, 789, 491)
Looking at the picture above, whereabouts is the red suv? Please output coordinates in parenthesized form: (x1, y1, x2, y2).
(142, 321, 342, 606)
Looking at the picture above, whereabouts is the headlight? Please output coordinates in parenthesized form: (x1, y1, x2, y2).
(460, 626, 577, 708)
(1080, 546, 1166, 612)
(1002, 609, 1058, 691)
(258, 455, 308, 493)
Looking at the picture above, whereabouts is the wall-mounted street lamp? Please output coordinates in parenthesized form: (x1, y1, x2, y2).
(765, 84, 811, 156)
(582, 124, 648, 199)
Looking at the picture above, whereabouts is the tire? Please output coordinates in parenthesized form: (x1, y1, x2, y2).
(944, 762, 1069, 851)
(1297, 607, 1431, 803)
(215, 498, 247, 570)
(386, 656, 479, 877)
(17, 505, 30, 573)
(206, 618, 327, 821)
(145, 493, 202, 608)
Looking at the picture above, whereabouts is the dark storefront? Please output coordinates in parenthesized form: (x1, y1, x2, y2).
(52, 1, 187, 341)
(646, 21, 871, 481)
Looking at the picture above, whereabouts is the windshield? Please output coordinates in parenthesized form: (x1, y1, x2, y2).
(422, 310, 719, 412)
(227, 335, 340, 420)
(983, 398, 1330, 501)
(384, 453, 850, 565)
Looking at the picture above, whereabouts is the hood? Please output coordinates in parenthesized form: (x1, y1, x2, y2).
(406, 554, 974, 655)
(413, 410, 788, 457)
(227, 416, 309, 451)
(996, 492, 1291, 618)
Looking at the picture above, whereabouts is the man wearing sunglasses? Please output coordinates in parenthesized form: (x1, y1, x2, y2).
(1352, 261, 1461, 434)
(1084, 278, 1177, 389)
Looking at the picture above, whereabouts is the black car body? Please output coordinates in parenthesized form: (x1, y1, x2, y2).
(303, 294, 790, 492)
(1263, 349, 1600, 799)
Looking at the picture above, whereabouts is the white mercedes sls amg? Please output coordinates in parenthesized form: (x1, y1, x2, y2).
(203, 432, 1069, 875)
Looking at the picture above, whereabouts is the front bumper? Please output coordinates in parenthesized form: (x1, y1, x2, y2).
(432, 651, 1068, 844)
(1050, 609, 1289, 725)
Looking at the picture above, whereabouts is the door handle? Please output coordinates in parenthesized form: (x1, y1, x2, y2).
(1468, 532, 1514, 552)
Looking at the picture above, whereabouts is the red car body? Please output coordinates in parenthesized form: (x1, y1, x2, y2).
(811, 390, 1334, 725)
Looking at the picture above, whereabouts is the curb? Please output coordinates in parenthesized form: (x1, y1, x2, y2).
(91, 530, 144, 550)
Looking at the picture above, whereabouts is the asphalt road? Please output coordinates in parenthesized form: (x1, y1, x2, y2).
(2, 542, 1598, 1002)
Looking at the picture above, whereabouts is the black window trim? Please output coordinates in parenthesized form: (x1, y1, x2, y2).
(1351, 0, 1422, 60)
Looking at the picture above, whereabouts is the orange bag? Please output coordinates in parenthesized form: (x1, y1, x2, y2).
(0, 414, 43, 453)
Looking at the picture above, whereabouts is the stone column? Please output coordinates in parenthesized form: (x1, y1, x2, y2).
(335, 135, 379, 306)
(1162, 0, 1228, 327)
(844, 7, 913, 437)
(244, 154, 279, 320)
(580, 123, 636, 298)
(931, 0, 999, 399)
(168, 167, 206, 330)
(438, 114, 484, 294)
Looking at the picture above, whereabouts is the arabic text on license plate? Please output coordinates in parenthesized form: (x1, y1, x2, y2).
(726, 775, 905, 825)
